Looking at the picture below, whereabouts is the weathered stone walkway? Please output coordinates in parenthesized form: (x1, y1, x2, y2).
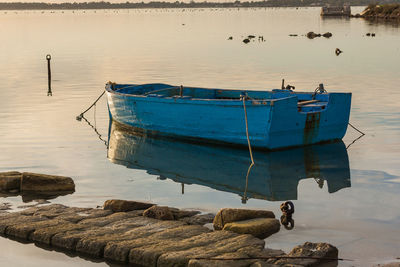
(0, 203, 338, 267)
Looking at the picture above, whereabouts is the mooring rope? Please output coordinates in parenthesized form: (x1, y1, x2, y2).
(346, 122, 366, 149)
(241, 95, 255, 166)
(76, 90, 105, 121)
(348, 122, 365, 136)
(240, 95, 255, 204)
(80, 115, 108, 147)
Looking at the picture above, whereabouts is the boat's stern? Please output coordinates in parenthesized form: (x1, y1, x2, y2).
(266, 91, 352, 149)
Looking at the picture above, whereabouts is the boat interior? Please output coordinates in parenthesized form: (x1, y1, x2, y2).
(109, 83, 329, 112)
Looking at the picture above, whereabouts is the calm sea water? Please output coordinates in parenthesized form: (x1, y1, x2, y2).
(1, 7, 400, 266)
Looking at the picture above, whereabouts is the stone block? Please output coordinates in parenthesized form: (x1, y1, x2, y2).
(222, 218, 280, 239)
(103, 199, 154, 212)
(213, 208, 275, 230)
(21, 172, 75, 192)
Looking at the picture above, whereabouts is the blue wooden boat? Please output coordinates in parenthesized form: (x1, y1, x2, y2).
(106, 82, 351, 150)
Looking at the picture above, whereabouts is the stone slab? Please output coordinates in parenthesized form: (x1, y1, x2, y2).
(103, 199, 154, 212)
(223, 218, 280, 239)
(213, 208, 275, 230)
(21, 172, 75, 192)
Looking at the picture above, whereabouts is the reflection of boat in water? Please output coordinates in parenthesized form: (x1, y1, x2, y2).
(107, 121, 351, 202)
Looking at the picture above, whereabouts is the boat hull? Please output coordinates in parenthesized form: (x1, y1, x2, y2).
(106, 85, 351, 150)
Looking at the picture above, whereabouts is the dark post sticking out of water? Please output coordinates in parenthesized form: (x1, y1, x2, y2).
(46, 54, 52, 96)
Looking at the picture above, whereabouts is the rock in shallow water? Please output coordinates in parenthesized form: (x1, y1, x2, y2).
(213, 208, 275, 230)
(143, 205, 175, 220)
(222, 218, 280, 239)
(269, 242, 339, 266)
(323, 32, 333, 38)
(181, 213, 215, 225)
(103, 199, 154, 212)
(21, 172, 75, 192)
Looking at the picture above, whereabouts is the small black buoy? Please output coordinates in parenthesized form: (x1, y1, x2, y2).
(243, 38, 250, 44)
(335, 48, 342, 56)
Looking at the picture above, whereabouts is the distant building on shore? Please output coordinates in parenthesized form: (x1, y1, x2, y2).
(321, 5, 351, 16)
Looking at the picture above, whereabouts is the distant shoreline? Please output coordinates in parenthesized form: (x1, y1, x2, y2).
(0, 1, 387, 11)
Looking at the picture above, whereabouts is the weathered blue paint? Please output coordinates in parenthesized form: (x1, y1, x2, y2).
(106, 82, 351, 150)
(108, 121, 351, 201)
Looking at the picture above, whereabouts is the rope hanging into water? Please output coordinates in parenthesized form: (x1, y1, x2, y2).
(76, 90, 105, 121)
(348, 122, 365, 136)
(240, 94, 255, 204)
(80, 114, 108, 147)
(346, 122, 366, 149)
(241, 94, 255, 165)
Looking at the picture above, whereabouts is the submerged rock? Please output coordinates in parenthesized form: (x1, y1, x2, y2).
(143, 205, 175, 220)
(21, 172, 75, 192)
(142, 206, 201, 221)
(270, 242, 339, 266)
(307, 31, 321, 39)
(223, 218, 280, 239)
(103, 199, 154, 212)
(170, 208, 201, 219)
(181, 213, 215, 225)
(323, 32, 333, 38)
(213, 208, 275, 230)
(0, 202, 12, 211)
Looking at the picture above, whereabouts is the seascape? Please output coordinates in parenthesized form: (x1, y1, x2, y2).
(1, 6, 400, 266)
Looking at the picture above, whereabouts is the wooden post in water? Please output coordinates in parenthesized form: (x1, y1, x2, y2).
(46, 54, 52, 96)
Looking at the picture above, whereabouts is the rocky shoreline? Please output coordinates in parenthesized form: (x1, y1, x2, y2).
(353, 4, 400, 20)
(0, 198, 339, 267)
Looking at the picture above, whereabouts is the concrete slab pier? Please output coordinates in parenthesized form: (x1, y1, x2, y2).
(0, 203, 338, 266)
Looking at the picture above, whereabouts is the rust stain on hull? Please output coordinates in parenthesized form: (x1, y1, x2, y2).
(303, 112, 321, 145)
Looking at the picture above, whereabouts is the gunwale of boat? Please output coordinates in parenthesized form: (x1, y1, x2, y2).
(105, 82, 336, 107)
